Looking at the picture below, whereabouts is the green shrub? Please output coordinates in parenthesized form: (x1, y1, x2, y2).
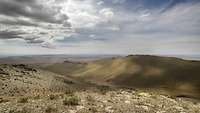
(63, 95, 79, 106)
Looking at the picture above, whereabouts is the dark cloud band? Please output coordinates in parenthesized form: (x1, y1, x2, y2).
(0, 0, 71, 48)
(0, 31, 24, 39)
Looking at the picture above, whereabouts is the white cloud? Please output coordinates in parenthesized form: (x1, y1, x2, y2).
(99, 8, 114, 21)
(57, 0, 114, 29)
(97, 1, 104, 5)
(106, 26, 120, 31)
(89, 34, 95, 38)
(0, 0, 116, 48)
(112, 0, 126, 4)
(0, 0, 200, 55)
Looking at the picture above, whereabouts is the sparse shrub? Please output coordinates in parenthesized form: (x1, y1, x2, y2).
(63, 95, 79, 106)
(98, 85, 110, 95)
(45, 106, 58, 113)
(64, 79, 74, 84)
(89, 107, 98, 113)
(65, 88, 74, 95)
(9, 107, 30, 113)
(86, 95, 95, 102)
(17, 97, 28, 103)
(0, 77, 7, 81)
(33, 95, 40, 99)
(0, 97, 9, 103)
(0, 68, 9, 75)
(49, 94, 58, 100)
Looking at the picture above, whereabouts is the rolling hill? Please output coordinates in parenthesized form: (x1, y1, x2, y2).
(42, 55, 200, 98)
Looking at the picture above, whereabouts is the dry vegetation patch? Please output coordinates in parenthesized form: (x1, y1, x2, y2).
(45, 106, 58, 113)
(17, 97, 28, 103)
(63, 94, 79, 106)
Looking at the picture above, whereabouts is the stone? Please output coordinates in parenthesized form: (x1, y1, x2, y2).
(105, 106, 114, 113)
(125, 100, 131, 104)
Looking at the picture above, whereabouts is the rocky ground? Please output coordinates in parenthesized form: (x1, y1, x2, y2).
(0, 64, 200, 113)
(0, 89, 200, 113)
(0, 64, 77, 97)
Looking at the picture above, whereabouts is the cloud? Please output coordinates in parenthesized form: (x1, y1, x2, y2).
(0, 19, 39, 27)
(0, 0, 200, 55)
(97, 1, 104, 5)
(99, 8, 114, 20)
(0, 30, 24, 39)
(112, 1, 200, 36)
(0, 0, 69, 24)
(59, 0, 115, 28)
(0, 0, 115, 48)
(0, 0, 73, 48)
(112, 0, 126, 4)
(41, 42, 56, 49)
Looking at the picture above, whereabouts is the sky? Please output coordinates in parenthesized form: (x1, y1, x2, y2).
(0, 0, 200, 56)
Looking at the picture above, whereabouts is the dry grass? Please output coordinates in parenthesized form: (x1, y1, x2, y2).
(63, 94, 79, 106)
(0, 97, 9, 103)
(64, 88, 75, 96)
(17, 97, 28, 103)
(49, 94, 58, 100)
(9, 107, 30, 113)
(45, 106, 58, 113)
(86, 95, 95, 102)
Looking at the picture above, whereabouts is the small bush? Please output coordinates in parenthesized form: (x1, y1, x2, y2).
(0, 98, 9, 103)
(33, 95, 40, 99)
(49, 94, 57, 100)
(64, 79, 74, 84)
(18, 97, 28, 103)
(98, 85, 110, 95)
(64, 88, 74, 95)
(45, 106, 58, 113)
(9, 107, 30, 113)
(89, 107, 98, 113)
(86, 95, 95, 102)
(63, 95, 79, 106)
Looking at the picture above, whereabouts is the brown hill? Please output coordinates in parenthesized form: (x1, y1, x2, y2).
(42, 55, 200, 98)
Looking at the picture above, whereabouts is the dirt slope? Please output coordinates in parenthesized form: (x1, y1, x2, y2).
(0, 64, 78, 97)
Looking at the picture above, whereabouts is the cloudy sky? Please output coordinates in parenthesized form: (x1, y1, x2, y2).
(0, 0, 200, 55)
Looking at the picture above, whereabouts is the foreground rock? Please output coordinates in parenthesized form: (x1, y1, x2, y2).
(0, 89, 199, 113)
(0, 64, 77, 97)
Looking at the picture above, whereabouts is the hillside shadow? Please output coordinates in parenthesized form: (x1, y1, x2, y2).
(109, 55, 200, 98)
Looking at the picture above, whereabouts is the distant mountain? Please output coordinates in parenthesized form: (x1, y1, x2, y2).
(0, 54, 118, 64)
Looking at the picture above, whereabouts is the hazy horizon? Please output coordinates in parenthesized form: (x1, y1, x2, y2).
(1, 53, 200, 61)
